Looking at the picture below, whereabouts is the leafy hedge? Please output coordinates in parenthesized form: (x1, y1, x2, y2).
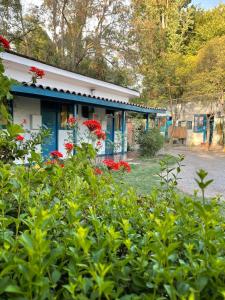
(138, 128, 164, 157)
(0, 145, 225, 300)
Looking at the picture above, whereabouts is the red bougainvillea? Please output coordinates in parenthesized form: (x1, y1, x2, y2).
(65, 142, 74, 152)
(50, 150, 63, 158)
(68, 116, 76, 125)
(16, 135, 24, 141)
(83, 120, 102, 132)
(94, 167, 103, 175)
(94, 129, 106, 140)
(118, 160, 131, 173)
(0, 35, 10, 49)
(103, 159, 120, 171)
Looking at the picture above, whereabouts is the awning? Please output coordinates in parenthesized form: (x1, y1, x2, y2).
(11, 83, 166, 114)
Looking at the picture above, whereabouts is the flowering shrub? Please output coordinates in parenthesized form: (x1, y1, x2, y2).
(50, 150, 63, 158)
(0, 35, 10, 49)
(103, 158, 120, 170)
(15, 135, 24, 141)
(118, 160, 131, 172)
(103, 158, 131, 173)
(94, 167, 103, 175)
(64, 142, 74, 153)
(0, 123, 48, 163)
(68, 116, 76, 125)
(29, 66, 45, 83)
(0, 143, 224, 299)
(83, 119, 102, 132)
(94, 129, 106, 140)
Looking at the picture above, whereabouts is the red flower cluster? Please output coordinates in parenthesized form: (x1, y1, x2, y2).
(0, 35, 10, 50)
(94, 167, 103, 175)
(103, 159, 131, 172)
(50, 150, 63, 158)
(16, 135, 24, 141)
(29, 66, 45, 78)
(118, 160, 131, 173)
(94, 129, 106, 140)
(65, 142, 74, 152)
(68, 116, 76, 125)
(83, 120, 102, 132)
(103, 159, 120, 171)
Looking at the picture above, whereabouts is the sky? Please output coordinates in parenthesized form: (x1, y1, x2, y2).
(192, 0, 225, 9)
(22, 0, 225, 10)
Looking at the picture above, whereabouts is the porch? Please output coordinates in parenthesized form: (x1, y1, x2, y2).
(11, 83, 165, 157)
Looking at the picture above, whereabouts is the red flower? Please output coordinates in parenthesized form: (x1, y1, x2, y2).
(29, 66, 45, 78)
(50, 150, 63, 158)
(94, 167, 103, 175)
(103, 159, 120, 171)
(118, 161, 131, 173)
(68, 116, 76, 124)
(65, 142, 74, 152)
(16, 135, 24, 141)
(94, 129, 106, 140)
(96, 141, 102, 148)
(0, 35, 10, 50)
(83, 120, 102, 132)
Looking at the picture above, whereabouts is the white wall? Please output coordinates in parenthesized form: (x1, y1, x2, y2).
(58, 130, 73, 157)
(2, 52, 139, 103)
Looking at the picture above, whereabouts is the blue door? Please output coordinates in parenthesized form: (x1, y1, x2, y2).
(105, 112, 114, 155)
(41, 101, 59, 157)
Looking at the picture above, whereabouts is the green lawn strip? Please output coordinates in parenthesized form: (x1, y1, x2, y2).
(123, 154, 177, 195)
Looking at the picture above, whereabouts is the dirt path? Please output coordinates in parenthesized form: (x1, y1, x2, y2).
(165, 147, 225, 198)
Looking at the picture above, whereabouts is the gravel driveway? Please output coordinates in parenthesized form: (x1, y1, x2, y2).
(165, 147, 225, 198)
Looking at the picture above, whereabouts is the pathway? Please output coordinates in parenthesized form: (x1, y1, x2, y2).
(166, 147, 225, 198)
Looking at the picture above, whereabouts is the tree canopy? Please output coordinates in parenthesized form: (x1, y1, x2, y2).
(0, 0, 224, 106)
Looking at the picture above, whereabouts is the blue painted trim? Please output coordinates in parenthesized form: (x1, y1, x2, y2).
(11, 85, 166, 114)
(121, 111, 126, 154)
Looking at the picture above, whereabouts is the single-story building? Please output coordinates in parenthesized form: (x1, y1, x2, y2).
(167, 101, 225, 148)
(1, 51, 165, 157)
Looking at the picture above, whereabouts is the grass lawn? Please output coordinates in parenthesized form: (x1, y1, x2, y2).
(123, 154, 177, 195)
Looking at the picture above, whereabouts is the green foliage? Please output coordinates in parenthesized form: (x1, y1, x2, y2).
(195, 169, 213, 205)
(138, 128, 164, 157)
(0, 139, 225, 299)
(0, 124, 49, 164)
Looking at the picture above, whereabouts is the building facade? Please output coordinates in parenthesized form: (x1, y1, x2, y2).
(1, 51, 165, 157)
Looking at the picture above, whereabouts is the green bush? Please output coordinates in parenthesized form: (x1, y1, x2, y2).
(0, 143, 225, 300)
(138, 128, 164, 157)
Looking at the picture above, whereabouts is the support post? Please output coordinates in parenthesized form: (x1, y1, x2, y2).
(73, 104, 78, 155)
(121, 110, 126, 155)
(146, 113, 149, 131)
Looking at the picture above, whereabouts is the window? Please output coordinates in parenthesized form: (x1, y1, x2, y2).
(60, 103, 74, 129)
(186, 121, 192, 130)
(194, 115, 206, 132)
(81, 106, 95, 118)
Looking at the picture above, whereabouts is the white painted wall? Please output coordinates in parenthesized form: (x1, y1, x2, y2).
(1, 52, 139, 103)
(58, 130, 73, 157)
